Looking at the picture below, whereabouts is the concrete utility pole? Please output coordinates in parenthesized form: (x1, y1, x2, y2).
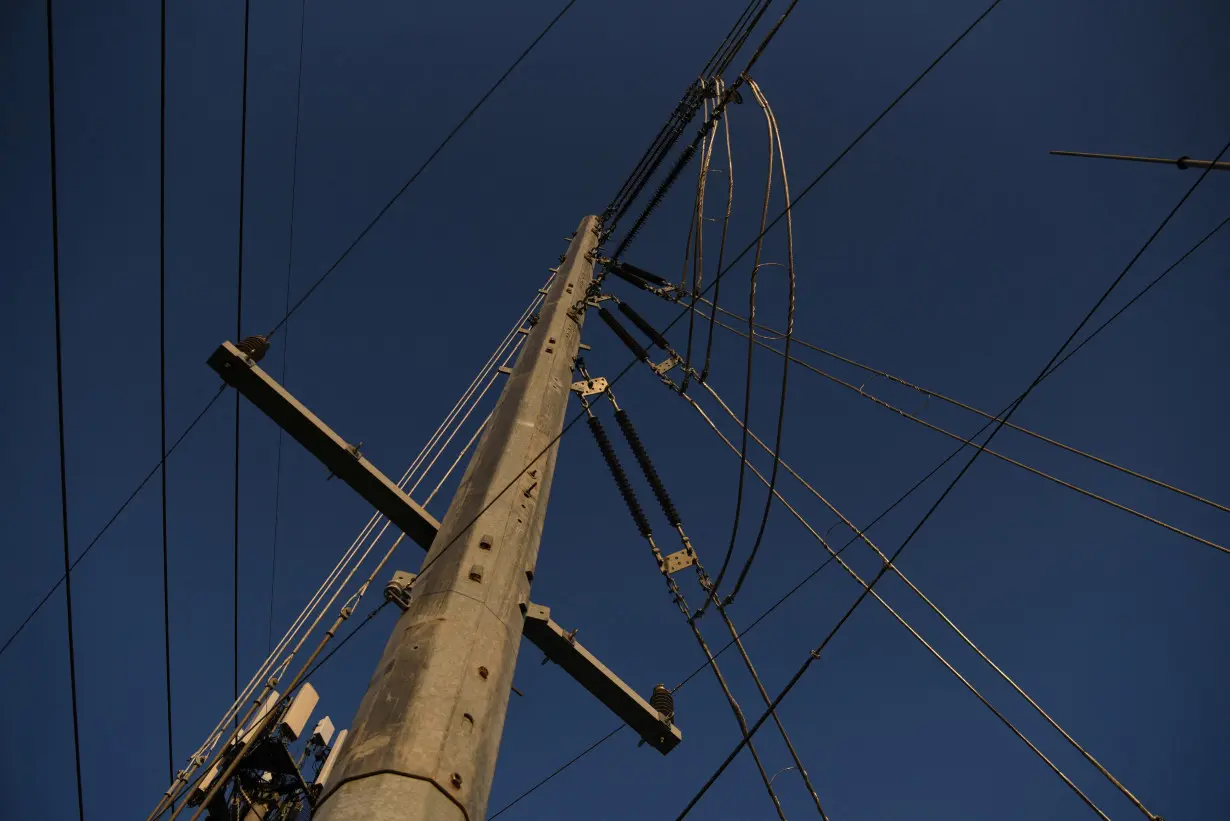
(312, 215, 600, 821)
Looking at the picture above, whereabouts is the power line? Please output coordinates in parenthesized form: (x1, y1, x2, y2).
(673, 131, 1230, 820)
(607, 0, 804, 260)
(718, 78, 796, 607)
(7, 0, 582, 676)
(487, 725, 626, 819)
(1043, 215, 1230, 380)
(267, 0, 580, 339)
(712, 318, 1230, 553)
(234, 0, 251, 713)
(695, 209, 1230, 512)
(158, 0, 174, 791)
(268, 0, 310, 656)
(702, 81, 777, 608)
(602, 0, 772, 235)
(687, 373, 1155, 817)
(0, 387, 226, 663)
(44, 1, 84, 817)
(682, 385, 1114, 820)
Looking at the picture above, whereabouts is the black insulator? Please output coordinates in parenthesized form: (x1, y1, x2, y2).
(617, 262, 671, 287)
(650, 684, 675, 722)
(236, 335, 270, 363)
(608, 263, 652, 292)
(617, 301, 670, 351)
(587, 416, 652, 538)
(614, 410, 680, 527)
(598, 308, 649, 362)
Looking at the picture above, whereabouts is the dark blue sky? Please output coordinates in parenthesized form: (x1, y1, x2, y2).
(3, 1, 1228, 819)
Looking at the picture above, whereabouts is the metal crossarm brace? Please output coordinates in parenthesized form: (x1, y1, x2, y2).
(207, 341, 442, 551)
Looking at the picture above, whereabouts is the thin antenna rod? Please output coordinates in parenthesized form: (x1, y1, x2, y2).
(1050, 150, 1230, 172)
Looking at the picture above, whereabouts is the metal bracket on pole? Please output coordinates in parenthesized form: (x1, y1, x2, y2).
(651, 355, 680, 378)
(384, 571, 418, 612)
(208, 341, 442, 551)
(521, 602, 682, 754)
(663, 549, 696, 576)
(569, 376, 608, 397)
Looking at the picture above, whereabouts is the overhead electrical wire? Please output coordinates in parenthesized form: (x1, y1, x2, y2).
(233, 0, 252, 714)
(483, 418, 981, 819)
(267, 0, 580, 339)
(606, 0, 804, 261)
(699, 289, 1230, 516)
(44, 2, 84, 817)
(698, 74, 774, 608)
(723, 78, 795, 604)
(487, 725, 627, 819)
(158, 0, 174, 792)
(267, 0, 310, 655)
(686, 373, 1156, 818)
(696, 82, 734, 386)
(0, 387, 227, 662)
(608, 290, 1126, 813)
(711, 317, 1229, 553)
(602, 0, 771, 235)
(681, 388, 1114, 820)
(673, 129, 1230, 821)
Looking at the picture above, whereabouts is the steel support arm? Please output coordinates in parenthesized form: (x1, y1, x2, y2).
(522, 603, 681, 754)
(207, 341, 441, 550)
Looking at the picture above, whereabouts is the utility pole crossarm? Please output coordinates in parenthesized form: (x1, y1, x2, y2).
(312, 216, 601, 821)
(207, 341, 441, 550)
(523, 603, 682, 753)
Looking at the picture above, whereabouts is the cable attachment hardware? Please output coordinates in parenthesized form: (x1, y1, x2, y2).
(570, 376, 609, 397)
(383, 570, 417, 612)
(663, 548, 697, 575)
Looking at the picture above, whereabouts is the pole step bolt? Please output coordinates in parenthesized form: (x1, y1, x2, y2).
(450, 772, 463, 789)
(468, 565, 484, 582)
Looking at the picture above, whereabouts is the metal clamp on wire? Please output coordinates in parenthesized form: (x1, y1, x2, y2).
(383, 570, 417, 611)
